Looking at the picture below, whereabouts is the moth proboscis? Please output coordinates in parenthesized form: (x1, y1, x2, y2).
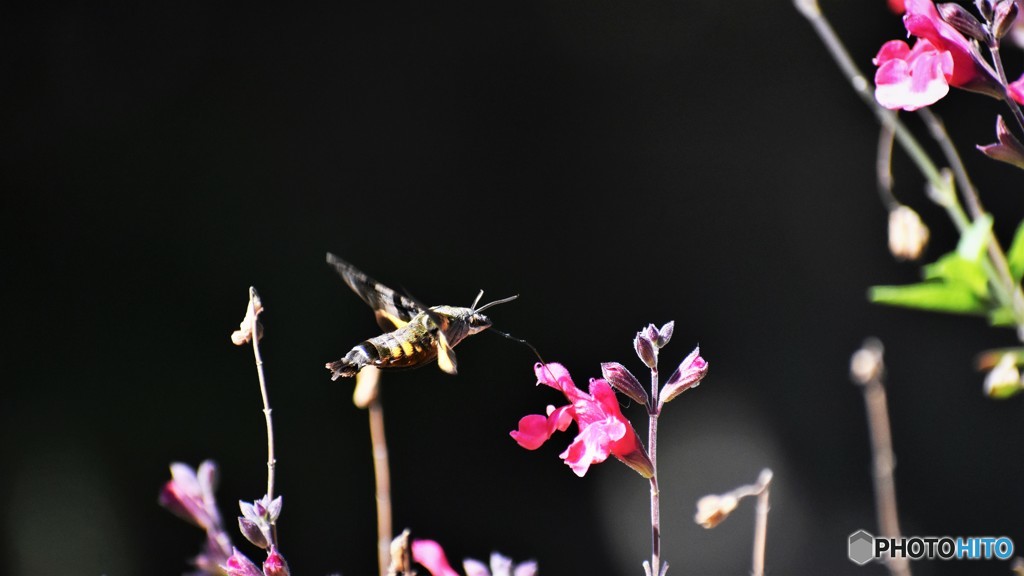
(324, 253, 518, 380)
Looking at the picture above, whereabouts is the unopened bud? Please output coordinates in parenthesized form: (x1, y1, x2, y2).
(223, 549, 263, 576)
(978, 115, 1024, 170)
(634, 332, 657, 369)
(600, 362, 649, 406)
(655, 321, 674, 348)
(984, 353, 1022, 398)
(888, 205, 930, 261)
(993, 0, 1020, 39)
(263, 546, 290, 576)
(938, 2, 990, 42)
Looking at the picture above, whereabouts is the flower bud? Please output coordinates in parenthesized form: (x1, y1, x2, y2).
(888, 205, 930, 261)
(634, 333, 657, 369)
(660, 347, 708, 405)
(223, 549, 263, 576)
(984, 353, 1022, 398)
(978, 115, 1024, 169)
(976, 0, 995, 21)
(655, 321, 674, 348)
(263, 546, 290, 576)
(938, 2, 990, 43)
(600, 362, 649, 406)
(239, 516, 269, 549)
(993, 0, 1020, 39)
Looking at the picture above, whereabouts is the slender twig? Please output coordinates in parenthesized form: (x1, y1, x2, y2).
(356, 367, 392, 576)
(248, 287, 277, 504)
(877, 123, 899, 211)
(851, 339, 910, 576)
(648, 360, 662, 576)
(751, 469, 773, 576)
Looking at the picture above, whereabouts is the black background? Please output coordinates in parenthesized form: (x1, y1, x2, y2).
(3, 2, 1024, 575)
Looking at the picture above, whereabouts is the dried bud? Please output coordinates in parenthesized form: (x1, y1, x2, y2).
(993, 0, 1020, 38)
(223, 549, 263, 576)
(978, 115, 1024, 170)
(888, 205, 930, 261)
(984, 353, 1023, 398)
(263, 546, 290, 576)
(600, 362, 649, 406)
(231, 287, 264, 345)
(850, 338, 885, 385)
(634, 332, 657, 369)
(938, 2, 990, 42)
(388, 530, 412, 575)
(660, 346, 709, 405)
(695, 494, 739, 529)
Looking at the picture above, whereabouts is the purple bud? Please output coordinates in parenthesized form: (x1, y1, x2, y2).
(660, 347, 709, 406)
(993, 0, 1020, 39)
(978, 115, 1024, 170)
(263, 546, 290, 576)
(643, 323, 660, 343)
(655, 321, 674, 348)
(267, 496, 283, 522)
(223, 548, 263, 576)
(239, 516, 270, 549)
(938, 2, 990, 42)
(254, 499, 268, 517)
(239, 500, 258, 522)
(634, 333, 657, 369)
(601, 362, 649, 406)
(976, 0, 995, 21)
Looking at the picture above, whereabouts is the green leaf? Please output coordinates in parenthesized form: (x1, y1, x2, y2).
(1008, 219, 1024, 283)
(988, 306, 1018, 327)
(957, 213, 993, 262)
(869, 282, 987, 315)
(923, 253, 989, 298)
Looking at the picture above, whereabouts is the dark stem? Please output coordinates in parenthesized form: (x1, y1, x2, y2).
(988, 42, 1024, 134)
(648, 362, 661, 575)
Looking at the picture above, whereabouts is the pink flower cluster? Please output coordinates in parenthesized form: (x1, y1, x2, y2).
(510, 362, 653, 477)
(873, 0, 1006, 110)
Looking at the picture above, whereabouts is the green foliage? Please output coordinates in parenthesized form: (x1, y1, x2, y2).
(1008, 219, 1024, 283)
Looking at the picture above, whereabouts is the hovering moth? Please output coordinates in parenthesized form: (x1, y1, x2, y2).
(325, 253, 518, 380)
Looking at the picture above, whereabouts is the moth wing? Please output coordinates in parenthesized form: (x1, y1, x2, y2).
(434, 327, 459, 375)
(326, 253, 423, 331)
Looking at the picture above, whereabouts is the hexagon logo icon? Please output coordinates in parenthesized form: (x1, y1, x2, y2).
(848, 530, 875, 565)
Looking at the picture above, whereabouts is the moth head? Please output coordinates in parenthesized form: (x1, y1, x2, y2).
(458, 291, 519, 337)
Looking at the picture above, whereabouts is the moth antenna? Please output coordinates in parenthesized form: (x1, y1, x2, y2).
(488, 327, 547, 366)
(475, 294, 518, 313)
(471, 289, 485, 310)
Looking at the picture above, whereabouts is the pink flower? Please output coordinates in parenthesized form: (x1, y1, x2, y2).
(1009, 73, 1024, 104)
(222, 548, 263, 576)
(888, 0, 906, 14)
(874, 0, 1003, 109)
(510, 363, 653, 478)
(412, 540, 538, 576)
(873, 39, 954, 110)
(159, 461, 223, 532)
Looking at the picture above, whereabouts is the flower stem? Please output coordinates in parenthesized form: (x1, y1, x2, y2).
(248, 286, 278, 544)
(369, 395, 393, 576)
(987, 42, 1024, 135)
(648, 362, 662, 576)
(751, 470, 773, 576)
(855, 345, 911, 576)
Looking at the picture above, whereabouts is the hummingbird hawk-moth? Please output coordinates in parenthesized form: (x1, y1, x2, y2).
(324, 253, 518, 380)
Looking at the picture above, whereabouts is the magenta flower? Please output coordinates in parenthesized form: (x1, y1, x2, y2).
(510, 363, 653, 478)
(222, 548, 263, 576)
(412, 540, 537, 576)
(874, 0, 1003, 109)
(1009, 73, 1024, 104)
(874, 39, 954, 110)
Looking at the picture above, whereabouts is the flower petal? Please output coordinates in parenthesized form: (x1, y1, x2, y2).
(412, 540, 461, 576)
